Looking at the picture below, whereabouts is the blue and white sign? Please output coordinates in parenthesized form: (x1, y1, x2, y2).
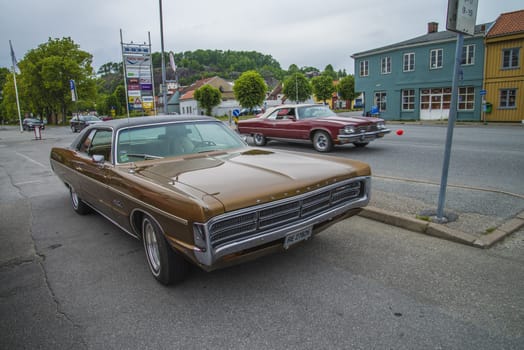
(69, 79, 77, 102)
(480, 89, 487, 96)
(232, 109, 240, 117)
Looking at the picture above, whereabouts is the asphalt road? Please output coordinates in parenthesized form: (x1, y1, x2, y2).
(256, 121, 524, 235)
(1, 125, 523, 349)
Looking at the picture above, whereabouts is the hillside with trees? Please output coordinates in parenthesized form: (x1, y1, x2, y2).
(1, 41, 354, 123)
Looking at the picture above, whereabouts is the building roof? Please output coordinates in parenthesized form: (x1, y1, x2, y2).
(179, 76, 234, 101)
(486, 9, 524, 38)
(179, 77, 214, 100)
(352, 23, 491, 58)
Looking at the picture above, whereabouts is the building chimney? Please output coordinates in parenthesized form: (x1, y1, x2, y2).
(428, 22, 439, 34)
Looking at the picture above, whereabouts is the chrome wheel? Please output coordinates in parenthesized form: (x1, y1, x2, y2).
(141, 215, 189, 285)
(71, 188, 80, 209)
(313, 131, 333, 152)
(253, 133, 267, 146)
(69, 186, 91, 215)
(143, 218, 161, 275)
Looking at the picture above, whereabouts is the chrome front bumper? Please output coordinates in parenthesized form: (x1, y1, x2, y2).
(338, 129, 391, 144)
(193, 176, 371, 267)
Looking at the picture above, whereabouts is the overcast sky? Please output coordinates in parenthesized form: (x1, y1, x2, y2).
(2, 0, 523, 74)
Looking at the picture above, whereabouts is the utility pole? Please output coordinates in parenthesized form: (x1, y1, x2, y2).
(159, 0, 168, 114)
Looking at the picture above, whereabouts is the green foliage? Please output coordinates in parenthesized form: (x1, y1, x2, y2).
(2, 40, 351, 121)
(0, 67, 11, 118)
(322, 64, 337, 80)
(194, 84, 222, 116)
(233, 70, 267, 109)
(282, 73, 312, 103)
(338, 75, 357, 102)
(311, 75, 335, 103)
(1, 73, 25, 122)
(165, 49, 283, 86)
(3, 37, 96, 123)
(97, 62, 122, 76)
(287, 64, 300, 74)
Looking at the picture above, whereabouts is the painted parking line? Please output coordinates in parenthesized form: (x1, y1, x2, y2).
(15, 152, 48, 169)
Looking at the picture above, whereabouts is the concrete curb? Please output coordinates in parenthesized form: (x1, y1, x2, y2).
(359, 206, 524, 249)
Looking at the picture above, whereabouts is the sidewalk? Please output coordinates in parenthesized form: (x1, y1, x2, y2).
(361, 188, 524, 248)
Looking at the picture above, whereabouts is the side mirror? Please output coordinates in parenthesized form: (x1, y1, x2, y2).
(92, 154, 105, 164)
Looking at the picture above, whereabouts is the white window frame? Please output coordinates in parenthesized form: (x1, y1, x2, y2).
(359, 60, 369, 77)
(381, 56, 391, 74)
(430, 49, 443, 69)
(374, 91, 387, 112)
(458, 87, 475, 111)
(499, 89, 517, 108)
(401, 89, 415, 111)
(461, 44, 475, 65)
(502, 48, 520, 69)
(403, 53, 415, 72)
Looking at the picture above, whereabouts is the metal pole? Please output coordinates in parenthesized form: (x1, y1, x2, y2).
(148, 32, 157, 115)
(120, 29, 131, 120)
(12, 66, 22, 132)
(9, 40, 23, 132)
(436, 33, 464, 222)
(159, 0, 168, 114)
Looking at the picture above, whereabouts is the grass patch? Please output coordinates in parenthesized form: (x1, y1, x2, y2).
(416, 215, 430, 222)
(484, 227, 497, 235)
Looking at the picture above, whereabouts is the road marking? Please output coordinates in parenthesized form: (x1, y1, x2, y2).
(14, 180, 44, 186)
(16, 152, 48, 169)
(374, 174, 524, 200)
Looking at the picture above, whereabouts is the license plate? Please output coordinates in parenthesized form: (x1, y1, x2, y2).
(284, 227, 312, 249)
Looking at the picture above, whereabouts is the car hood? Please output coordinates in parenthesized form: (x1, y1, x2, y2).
(133, 149, 370, 212)
(319, 115, 381, 126)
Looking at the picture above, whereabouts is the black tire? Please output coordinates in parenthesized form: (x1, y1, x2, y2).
(142, 216, 189, 285)
(313, 131, 333, 152)
(253, 133, 267, 146)
(71, 125, 77, 133)
(69, 186, 91, 215)
(353, 142, 369, 148)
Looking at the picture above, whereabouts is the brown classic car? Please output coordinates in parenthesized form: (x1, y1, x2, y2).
(237, 104, 391, 152)
(50, 116, 371, 285)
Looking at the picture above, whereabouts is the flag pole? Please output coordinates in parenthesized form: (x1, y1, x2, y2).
(9, 40, 23, 132)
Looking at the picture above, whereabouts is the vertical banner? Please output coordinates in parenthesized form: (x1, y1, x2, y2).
(121, 32, 155, 114)
(70, 79, 78, 102)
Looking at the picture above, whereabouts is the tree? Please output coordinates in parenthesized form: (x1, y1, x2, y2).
(311, 75, 335, 104)
(322, 64, 337, 80)
(337, 75, 358, 102)
(194, 84, 222, 116)
(233, 70, 267, 109)
(1, 73, 29, 122)
(9, 37, 96, 124)
(282, 73, 311, 103)
(287, 64, 300, 74)
(0, 67, 11, 119)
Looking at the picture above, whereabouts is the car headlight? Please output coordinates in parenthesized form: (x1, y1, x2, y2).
(344, 126, 355, 134)
(377, 122, 386, 130)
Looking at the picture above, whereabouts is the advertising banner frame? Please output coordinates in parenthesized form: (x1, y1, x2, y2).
(120, 30, 157, 117)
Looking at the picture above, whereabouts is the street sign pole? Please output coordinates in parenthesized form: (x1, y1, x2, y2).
(436, 32, 464, 222)
(159, 0, 168, 114)
(435, 0, 478, 222)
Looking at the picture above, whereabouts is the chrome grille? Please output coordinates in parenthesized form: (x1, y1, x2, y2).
(208, 179, 365, 249)
(357, 125, 378, 133)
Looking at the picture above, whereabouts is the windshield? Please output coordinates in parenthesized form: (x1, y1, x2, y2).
(297, 105, 337, 119)
(116, 121, 246, 163)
